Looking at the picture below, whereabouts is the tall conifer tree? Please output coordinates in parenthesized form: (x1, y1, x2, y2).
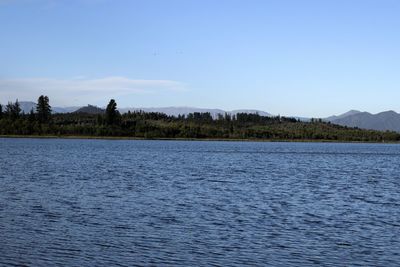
(36, 95, 52, 123)
(105, 99, 119, 125)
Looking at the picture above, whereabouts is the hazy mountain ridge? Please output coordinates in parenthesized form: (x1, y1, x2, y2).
(119, 107, 226, 117)
(329, 110, 400, 132)
(119, 107, 272, 118)
(7, 102, 273, 117)
(74, 105, 105, 114)
(325, 110, 361, 121)
(13, 101, 80, 114)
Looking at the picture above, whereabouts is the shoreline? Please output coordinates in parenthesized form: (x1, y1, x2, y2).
(0, 134, 397, 144)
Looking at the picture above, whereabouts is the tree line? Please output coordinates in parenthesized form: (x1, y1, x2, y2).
(1, 95, 400, 142)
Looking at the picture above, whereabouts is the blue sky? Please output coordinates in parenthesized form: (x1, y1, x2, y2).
(1, 0, 400, 117)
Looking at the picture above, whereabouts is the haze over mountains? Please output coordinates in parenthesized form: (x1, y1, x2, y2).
(14, 102, 272, 118)
(328, 110, 400, 132)
(7, 101, 400, 132)
(325, 110, 362, 122)
(18, 101, 79, 114)
(119, 107, 272, 118)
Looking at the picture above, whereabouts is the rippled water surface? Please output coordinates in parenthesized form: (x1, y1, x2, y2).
(1, 138, 400, 266)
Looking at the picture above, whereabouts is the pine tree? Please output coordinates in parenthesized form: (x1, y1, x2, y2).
(5, 102, 12, 115)
(14, 100, 21, 118)
(36, 95, 52, 123)
(5, 100, 21, 120)
(105, 99, 120, 125)
(29, 108, 36, 123)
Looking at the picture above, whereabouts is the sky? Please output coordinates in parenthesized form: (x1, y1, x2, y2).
(1, 0, 400, 117)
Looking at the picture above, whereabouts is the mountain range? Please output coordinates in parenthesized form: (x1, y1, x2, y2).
(18, 101, 79, 114)
(328, 110, 400, 132)
(74, 105, 105, 114)
(119, 107, 272, 118)
(5, 101, 400, 132)
(13, 102, 272, 118)
(324, 110, 362, 121)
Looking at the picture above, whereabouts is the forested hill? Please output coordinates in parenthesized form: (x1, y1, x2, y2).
(74, 105, 105, 114)
(1, 97, 400, 142)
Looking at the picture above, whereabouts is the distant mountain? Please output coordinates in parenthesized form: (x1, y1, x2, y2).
(119, 106, 272, 118)
(230, 109, 271, 117)
(329, 110, 400, 132)
(325, 110, 361, 121)
(18, 101, 36, 114)
(74, 105, 105, 114)
(119, 107, 226, 117)
(53, 106, 81, 113)
(291, 116, 310, 122)
(15, 101, 80, 114)
(2, 102, 274, 117)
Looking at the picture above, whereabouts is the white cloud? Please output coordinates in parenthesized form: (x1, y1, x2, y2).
(0, 76, 186, 106)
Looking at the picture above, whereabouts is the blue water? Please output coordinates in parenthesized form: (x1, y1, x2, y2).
(1, 138, 400, 266)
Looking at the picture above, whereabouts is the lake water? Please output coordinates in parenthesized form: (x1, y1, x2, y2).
(1, 138, 400, 266)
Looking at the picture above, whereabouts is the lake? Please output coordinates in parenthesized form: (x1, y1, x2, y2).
(1, 138, 400, 266)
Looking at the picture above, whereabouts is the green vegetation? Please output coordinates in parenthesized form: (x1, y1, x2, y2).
(36, 95, 52, 123)
(5, 100, 21, 120)
(105, 99, 121, 125)
(75, 105, 104, 114)
(1, 96, 400, 142)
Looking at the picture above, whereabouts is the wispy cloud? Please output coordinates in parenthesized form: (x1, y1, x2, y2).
(0, 76, 186, 106)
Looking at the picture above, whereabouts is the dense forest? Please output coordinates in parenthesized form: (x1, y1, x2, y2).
(1, 96, 400, 142)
